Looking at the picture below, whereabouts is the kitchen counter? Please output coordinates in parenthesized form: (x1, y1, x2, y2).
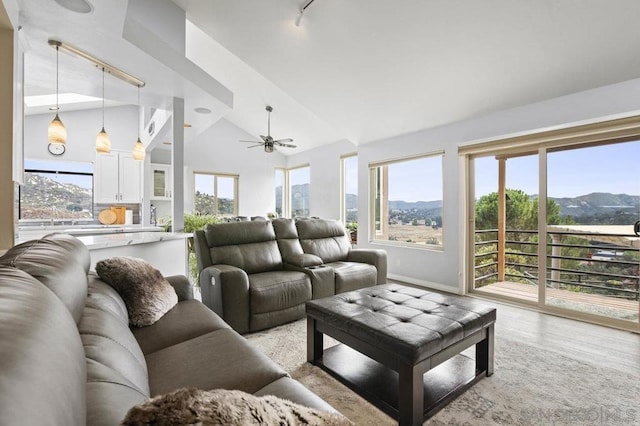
(16, 224, 165, 243)
(14, 230, 191, 277)
(76, 231, 190, 250)
(78, 232, 192, 277)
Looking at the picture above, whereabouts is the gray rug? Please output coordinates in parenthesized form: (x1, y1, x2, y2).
(245, 319, 640, 426)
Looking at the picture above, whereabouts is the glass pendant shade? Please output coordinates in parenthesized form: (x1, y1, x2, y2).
(48, 113, 67, 144)
(132, 137, 145, 160)
(96, 127, 111, 154)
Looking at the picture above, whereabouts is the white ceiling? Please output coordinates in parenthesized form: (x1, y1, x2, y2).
(15, 0, 640, 154)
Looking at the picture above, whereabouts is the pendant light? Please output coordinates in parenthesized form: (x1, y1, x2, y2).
(132, 84, 145, 160)
(47, 45, 67, 145)
(95, 67, 111, 154)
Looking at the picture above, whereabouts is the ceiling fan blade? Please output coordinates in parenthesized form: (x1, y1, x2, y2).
(239, 140, 260, 143)
(273, 138, 293, 143)
(259, 135, 269, 142)
(275, 142, 297, 148)
(247, 144, 264, 149)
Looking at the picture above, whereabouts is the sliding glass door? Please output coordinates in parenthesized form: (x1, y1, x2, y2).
(468, 137, 640, 330)
(544, 142, 639, 323)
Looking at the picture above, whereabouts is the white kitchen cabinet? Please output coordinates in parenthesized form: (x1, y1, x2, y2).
(151, 163, 172, 200)
(95, 151, 142, 203)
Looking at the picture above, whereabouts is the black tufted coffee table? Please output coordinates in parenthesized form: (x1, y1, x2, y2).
(305, 283, 496, 426)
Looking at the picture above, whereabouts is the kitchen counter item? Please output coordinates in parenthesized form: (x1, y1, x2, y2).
(110, 206, 126, 224)
(98, 209, 117, 225)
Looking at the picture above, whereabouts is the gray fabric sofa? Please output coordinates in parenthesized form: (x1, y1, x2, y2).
(0, 233, 334, 426)
(194, 218, 387, 334)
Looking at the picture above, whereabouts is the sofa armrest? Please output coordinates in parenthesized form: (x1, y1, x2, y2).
(199, 264, 251, 333)
(347, 249, 388, 284)
(164, 275, 194, 301)
(284, 253, 323, 268)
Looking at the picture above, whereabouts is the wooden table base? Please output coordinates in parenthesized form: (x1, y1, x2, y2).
(307, 317, 494, 426)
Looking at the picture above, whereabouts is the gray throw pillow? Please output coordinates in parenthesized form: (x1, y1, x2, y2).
(121, 387, 353, 426)
(95, 257, 178, 327)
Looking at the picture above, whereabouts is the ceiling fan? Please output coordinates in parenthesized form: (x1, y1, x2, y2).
(240, 105, 296, 153)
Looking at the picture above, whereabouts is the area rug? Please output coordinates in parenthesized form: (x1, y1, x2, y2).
(245, 319, 640, 425)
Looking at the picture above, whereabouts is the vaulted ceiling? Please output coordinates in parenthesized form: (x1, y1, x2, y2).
(16, 0, 640, 154)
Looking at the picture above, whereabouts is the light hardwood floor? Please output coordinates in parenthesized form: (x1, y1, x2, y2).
(396, 281, 640, 375)
(485, 299, 640, 375)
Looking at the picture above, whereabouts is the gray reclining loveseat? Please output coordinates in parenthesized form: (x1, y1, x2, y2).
(193, 218, 387, 334)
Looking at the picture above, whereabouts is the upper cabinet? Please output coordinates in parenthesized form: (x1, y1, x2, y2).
(151, 163, 172, 200)
(95, 151, 142, 204)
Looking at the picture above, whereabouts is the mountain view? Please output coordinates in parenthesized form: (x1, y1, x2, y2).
(20, 175, 639, 225)
(20, 173, 93, 219)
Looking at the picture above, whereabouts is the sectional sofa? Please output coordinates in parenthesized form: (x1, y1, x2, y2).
(193, 218, 387, 334)
(0, 233, 336, 425)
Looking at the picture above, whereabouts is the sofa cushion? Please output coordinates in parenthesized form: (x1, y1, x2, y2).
(146, 328, 288, 396)
(205, 220, 276, 246)
(86, 274, 129, 325)
(249, 271, 312, 314)
(209, 240, 283, 274)
(86, 358, 148, 426)
(95, 257, 178, 327)
(132, 300, 231, 355)
(0, 266, 86, 426)
(297, 219, 352, 263)
(0, 234, 89, 323)
(273, 218, 305, 259)
(121, 388, 352, 426)
(79, 305, 150, 396)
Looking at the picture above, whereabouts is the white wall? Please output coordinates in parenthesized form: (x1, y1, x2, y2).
(24, 105, 138, 162)
(183, 118, 286, 216)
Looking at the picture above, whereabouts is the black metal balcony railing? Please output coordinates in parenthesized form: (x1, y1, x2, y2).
(474, 229, 640, 301)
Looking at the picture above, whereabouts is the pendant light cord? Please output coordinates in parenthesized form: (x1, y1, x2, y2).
(101, 67, 105, 128)
(137, 84, 141, 139)
(55, 46, 59, 110)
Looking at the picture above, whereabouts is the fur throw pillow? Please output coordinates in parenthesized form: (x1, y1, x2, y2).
(121, 387, 353, 426)
(95, 257, 178, 327)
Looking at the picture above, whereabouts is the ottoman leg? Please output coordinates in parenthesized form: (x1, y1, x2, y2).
(398, 362, 423, 426)
(307, 317, 323, 363)
(476, 323, 495, 376)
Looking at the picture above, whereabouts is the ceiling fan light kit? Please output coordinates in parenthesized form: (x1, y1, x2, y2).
(239, 105, 297, 153)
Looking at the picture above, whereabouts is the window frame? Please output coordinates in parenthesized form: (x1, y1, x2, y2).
(368, 151, 445, 250)
(340, 153, 358, 226)
(193, 171, 239, 217)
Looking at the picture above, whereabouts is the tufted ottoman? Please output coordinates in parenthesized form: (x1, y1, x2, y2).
(305, 283, 496, 426)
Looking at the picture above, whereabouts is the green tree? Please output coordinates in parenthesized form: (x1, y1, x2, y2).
(475, 189, 561, 232)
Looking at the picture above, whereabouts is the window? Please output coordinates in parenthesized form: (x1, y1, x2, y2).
(274, 168, 285, 218)
(289, 165, 310, 218)
(341, 154, 358, 227)
(369, 153, 444, 248)
(19, 160, 94, 222)
(194, 172, 238, 216)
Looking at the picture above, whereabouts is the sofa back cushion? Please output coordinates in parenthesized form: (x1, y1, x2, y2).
(272, 218, 304, 260)
(204, 221, 283, 274)
(296, 219, 352, 263)
(0, 266, 86, 426)
(0, 233, 89, 323)
(83, 275, 152, 425)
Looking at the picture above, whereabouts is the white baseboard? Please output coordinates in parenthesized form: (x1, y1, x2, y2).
(387, 273, 461, 295)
